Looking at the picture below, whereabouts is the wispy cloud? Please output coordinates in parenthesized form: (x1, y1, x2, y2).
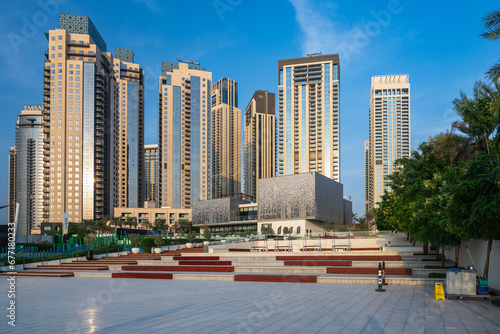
(288, 0, 405, 67)
(288, 0, 360, 59)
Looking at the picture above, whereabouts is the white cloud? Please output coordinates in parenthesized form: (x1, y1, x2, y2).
(288, 0, 361, 61)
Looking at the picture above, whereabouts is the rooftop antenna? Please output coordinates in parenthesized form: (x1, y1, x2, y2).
(307, 52, 322, 57)
(177, 59, 200, 65)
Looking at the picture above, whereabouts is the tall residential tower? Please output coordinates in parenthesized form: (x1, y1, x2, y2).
(158, 61, 212, 208)
(144, 144, 158, 206)
(42, 14, 120, 223)
(277, 54, 340, 181)
(366, 75, 410, 211)
(14, 105, 45, 236)
(113, 47, 145, 208)
(211, 78, 241, 198)
(244, 90, 276, 199)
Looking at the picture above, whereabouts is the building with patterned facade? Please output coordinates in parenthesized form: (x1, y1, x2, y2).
(277, 54, 340, 182)
(158, 61, 212, 208)
(193, 172, 352, 235)
(211, 78, 241, 199)
(366, 75, 410, 211)
(113, 47, 145, 209)
(14, 105, 45, 237)
(244, 90, 276, 199)
(144, 144, 158, 206)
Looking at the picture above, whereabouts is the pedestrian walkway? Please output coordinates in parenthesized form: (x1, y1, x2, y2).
(1, 277, 499, 333)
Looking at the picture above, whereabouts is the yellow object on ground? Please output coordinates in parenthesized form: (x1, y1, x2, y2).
(434, 283, 445, 300)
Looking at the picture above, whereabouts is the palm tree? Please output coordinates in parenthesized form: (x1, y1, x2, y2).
(452, 81, 499, 155)
(112, 216, 122, 230)
(481, 9, 500, 82)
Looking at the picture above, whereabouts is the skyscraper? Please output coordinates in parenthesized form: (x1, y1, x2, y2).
(364, 140, 370, 213)
(211, 78, 241, 198)
(113, 47, 145, 208)
(158, 61, 212, 208)
(277, 54, 340, 181)
(244, 90, 276, 199)
(8, 146, 16, 224)
(144, 144, 158, 206)
(42, 14, 120, 223)
(14, 105, 45, 236)
(366, 75, 410, 211)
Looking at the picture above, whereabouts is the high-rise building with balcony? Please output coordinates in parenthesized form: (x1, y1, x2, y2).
(14, 105, 45, 236)
(366, 75, 410, 211)
(277, 54, 340, 181)
(364, 139, 370, 213)
(42, 14, 121, 223)
(158, 61, 212, 208)
(211, 78, 241, 198)
(244, 90, 276, 199)
(144, 144, 158, 206)
(113, 47, 145, 208)
(8, 146, 16, 224)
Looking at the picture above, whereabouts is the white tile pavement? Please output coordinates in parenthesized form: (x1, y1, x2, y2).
(0, 277, 499, 333)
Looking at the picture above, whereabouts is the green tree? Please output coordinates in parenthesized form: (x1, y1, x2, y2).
(323, 222, 333, 232)
(445, 153, 500, 279)
(203, 226, 211, 240)
(481, 9, 500, 81)
(221, 229, 229, 238)
(82, 219, 96, 233)
(153, 219, 167, 231)
(229, 227, 236, 235)
(141, 219, 151, 231)
(283, 227, 289, 235)
(112, 216, 122, 230)
(452, 81, 499, 155)
(178, 220, 192, 234)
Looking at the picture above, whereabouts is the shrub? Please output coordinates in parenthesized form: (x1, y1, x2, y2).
(140, 237, 155, 253)
(154, 235, 164, 247)
(187, 231, 197, 243)
(128, 234, 141, 247)
(283, 227, 289, 235)
(203, 227, 211, 240)
(222, 230, 229, 238)
(84, 234, 97, 246)
(492, 298, 500, 307)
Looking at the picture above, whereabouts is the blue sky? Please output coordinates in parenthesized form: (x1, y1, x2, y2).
(0, 0, 498, 223)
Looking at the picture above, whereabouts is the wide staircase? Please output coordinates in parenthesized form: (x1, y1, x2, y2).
(1, 236, 453, 285)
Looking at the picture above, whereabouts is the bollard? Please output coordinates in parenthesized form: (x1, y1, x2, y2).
(382, 261, 388, 285)
(375, 262, 385, 292)
(23, 259, 25, 270)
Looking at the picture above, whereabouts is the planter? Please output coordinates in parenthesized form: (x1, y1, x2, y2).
(131, 247, 140, 254)
(203, 241, 210, 246)
(221, 240, 227, 244)
(86, 249, 93, 261)
(154, 247, 162, 254)
(185, 243, 193, 248)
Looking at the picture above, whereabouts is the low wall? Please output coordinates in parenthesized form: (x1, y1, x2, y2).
(445, 239, 499, 291)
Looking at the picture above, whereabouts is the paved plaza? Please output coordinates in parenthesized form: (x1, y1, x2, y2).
(1, 277, 499, 333)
